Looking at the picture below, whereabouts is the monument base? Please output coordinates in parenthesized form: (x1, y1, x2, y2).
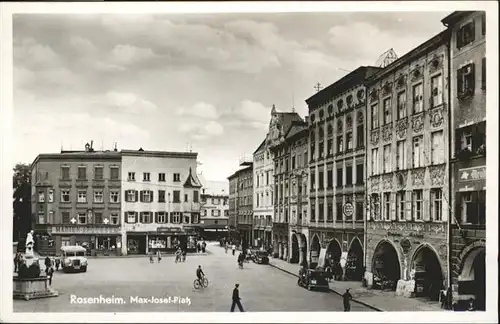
(13, 276, 59, 301)
(395, 279, 416, 298)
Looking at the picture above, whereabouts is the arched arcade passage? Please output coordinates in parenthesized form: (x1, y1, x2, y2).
(346, 238, 364, 281)
(459, 246, 486, 311)
(290, 234, 299, 264)
(372, 240, 401, 291)
(411, 245, 444, 301)
(310, 235, 321, 268)
(325, 239, 342, 279)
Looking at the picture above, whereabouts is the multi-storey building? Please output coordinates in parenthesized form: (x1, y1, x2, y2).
(227, 161, 253, 249)
(266, 106, 304, 260)
(365, 31, 451, 302)
(268, 116, 309, 264)
(442, 11, 486, 310)
(199, 178, 229, 241)
(252, 110, 276, 249)
(121, 149, 202, 255)
(31, 142, 122, 255)
(306, 67, 379, 280)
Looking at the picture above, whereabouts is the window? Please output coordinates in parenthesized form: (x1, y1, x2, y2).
(184, 193, 189, 202)
(310, 143, 315, 161)
(413, 83, 423, 114)
(110, 166, 119, 180)
(127, 211, 137, 223)
(457, 21, 475, 49)
(461, 191, 485, 225)
(337, 135, 343, 153)
(383, 97, 392, 124)
(77, 190, 87, 203)
(93, 190, 103, 203)
(336, 203, 343, 221)
(292, 156, 296, 169)
(173, 173, 181, 182)
(345, 166, 354, 188)
(61, 190, 70, 203)
(94, 166, 104, 180)
(336, 168, 343, 187)
(412, 190, 423, 221)
(158, 190, 166, 203)
(192, 213, 199, 224)
(61, 211, 70, 224)
(77, 166, 87, 180)
(140, 212, 152, 223)
(173, 190, 181, 203)
(397, 91, 407, 119)
(371, 194, 380, 220)
(327, 203, 333, 222)
(38, 211, 45, 224)
(481, 14, 485, 35)
(48, 211, 54, 224)
(38, 191, 45, 203)
(412, 136, 423, 168)
(431, 131, 444, 164)
(78, 212, 87, 224)
(355, 201, 363, 221)
(266, 172, 269, 185)
(383, 192, 391, 221)
(256, 175, 260, 188)
(213, 198, 220, 205)
(156, 212, 167, 223)
(327, 170, 333, 188)
(460, 131, 472, 151)
(396, 191, 406, 221)
(126, 190, 137, 202)
(396, 140, 406, 170)
(356, 125, 364, 148)
(158, 173, 166, 182)
(371, 148, 379, 175)
(356, 164, 364, 184)
(48, 189, 54, 202)
(109, 213, 118, 225)
(128, 172, 135, 181)
(371, 103, 379, 128)
(141, 190, 153, 203)
(481, 57, 486, 90)
(318, 171, 324, 190)
(143, 172, 150, 182)
(319, 142, 324, 158)
(172, 212, 181, 224)
(346, 132, 353, 151)
(431, 74, 443, 107)
(383, 144, 392, 173)
(61, 166, 70, 180)
(310, 173, 315, 190)
(457, 64, 475, 97)
(95, 212, 102, 224)
(327, 139, 333, 155)
(431, 189, 443, 221)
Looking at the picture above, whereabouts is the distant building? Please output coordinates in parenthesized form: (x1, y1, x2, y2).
(306, 66, 379, 278)
(227, 161, 253, 248)
(365, 30, 451, 301)
(442, 11, 486, 311)
(120, 149, 202, 255)
(31, 142, 122, 255)
(198, 176, 229, 241)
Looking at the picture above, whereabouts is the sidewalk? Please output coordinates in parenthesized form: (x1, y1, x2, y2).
(268, 256, 446, 312)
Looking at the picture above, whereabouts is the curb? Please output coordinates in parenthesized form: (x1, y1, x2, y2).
(268, 262, 383, 312)
(33, 251, 212, 259)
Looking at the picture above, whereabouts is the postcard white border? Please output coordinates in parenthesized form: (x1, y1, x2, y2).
(1, 1, 498, 323)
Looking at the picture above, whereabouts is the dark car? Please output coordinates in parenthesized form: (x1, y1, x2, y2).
(299, 269, 330, 291)
(254, 250, 269, 264)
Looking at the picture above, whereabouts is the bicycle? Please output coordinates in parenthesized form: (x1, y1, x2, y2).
(193, 276, 209, 289)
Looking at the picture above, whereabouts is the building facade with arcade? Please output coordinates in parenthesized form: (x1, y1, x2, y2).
(31, 143, 123, 256)
(365, 30, 451, 302)
(305, 67, 378, 280)
(442, 11, 486, 310)
(120, 149, 202, 255)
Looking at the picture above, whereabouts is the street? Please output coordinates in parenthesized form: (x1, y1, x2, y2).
(14, 243, 373, 312)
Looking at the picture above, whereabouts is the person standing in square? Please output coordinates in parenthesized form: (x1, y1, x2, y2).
(230, 283, 244, 312)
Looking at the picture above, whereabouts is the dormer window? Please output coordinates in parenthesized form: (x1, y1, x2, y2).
(346, 95, 353, 106)
(319, 109, 324, 119)
(457, 21, 475, 49)
(337, 99, 344, 111)
(328, 104, 334, 115)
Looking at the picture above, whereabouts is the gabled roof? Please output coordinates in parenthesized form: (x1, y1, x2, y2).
(278, 112, 304, 136)
(183, 167, 202, 188)
(285, 121, 308, 140)
(253, 139, 266, 155)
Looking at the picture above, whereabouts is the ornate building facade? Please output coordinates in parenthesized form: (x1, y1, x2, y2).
(198, 179, 229, 241)
(306, 67, 379, 280)
(442, 11, 486, 310)
(365, 31, 451, 302)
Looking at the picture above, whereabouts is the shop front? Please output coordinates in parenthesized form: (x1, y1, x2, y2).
(51, 225, 122, 256)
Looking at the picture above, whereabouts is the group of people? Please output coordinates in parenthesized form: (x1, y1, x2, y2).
(149, 250, 163, 263)
(196, 241, 207, 253)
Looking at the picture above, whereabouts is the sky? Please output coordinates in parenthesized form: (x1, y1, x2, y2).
(13, 11, 450, 182)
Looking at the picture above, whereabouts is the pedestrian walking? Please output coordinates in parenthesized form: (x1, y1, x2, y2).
(202, 241, 207, 253)
(55, 258, 61, 271)
(47, 266, 54, 286)
(14, 252, 21, 273)
(342, 288, 352, 312)
(157, 250, 162, 263)
(230, 283, 244, 312)
(44, 256, 52, 275)
(197, 242, 201, 253)
(149, 252, 154, 263)
(232, 244, 236, 256)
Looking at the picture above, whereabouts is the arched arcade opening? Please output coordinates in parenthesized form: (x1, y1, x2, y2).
(310, 235, 321, 268)
(411, 245, 444, 301)
(459, 246, 486, 311)
(346, 238, 364, 281)
(325, 239, 342, 279)
(290, 234, 299, 264)
(372, 240, 401, 291)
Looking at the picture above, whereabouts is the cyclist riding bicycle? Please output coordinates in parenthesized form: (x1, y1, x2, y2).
(196, 265, 205, 284)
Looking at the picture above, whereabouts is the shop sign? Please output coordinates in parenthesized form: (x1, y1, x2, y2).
(409, 232, 424, 239)
(343, 202, 354, 218)
(51, 225, 120, 234)
(157, 227, 182, 233)
(459, 166, 486, 182)
(387, 231, 403, 237)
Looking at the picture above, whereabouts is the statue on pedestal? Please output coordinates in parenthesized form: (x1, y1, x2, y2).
(25, 230, 35, 258)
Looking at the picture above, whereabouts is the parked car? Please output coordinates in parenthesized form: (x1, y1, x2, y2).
(298, 269, 330, 291)
(60, 245, 88, 273)
(254, 250, 269, 264)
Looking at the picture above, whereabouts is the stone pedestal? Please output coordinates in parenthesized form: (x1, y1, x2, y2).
(13, 276, 59, 301)
(395, 279, 415, 298)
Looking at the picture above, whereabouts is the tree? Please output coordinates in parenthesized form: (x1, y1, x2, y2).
(13, 163, 32, 242)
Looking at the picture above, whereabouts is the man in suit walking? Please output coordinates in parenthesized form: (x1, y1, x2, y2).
(230, 283, 244, 312)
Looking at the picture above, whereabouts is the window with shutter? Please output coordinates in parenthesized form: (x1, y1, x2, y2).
(95, 212, 103, 224)
(481, 57, 486, 90)
(62, 212, 70, 224)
